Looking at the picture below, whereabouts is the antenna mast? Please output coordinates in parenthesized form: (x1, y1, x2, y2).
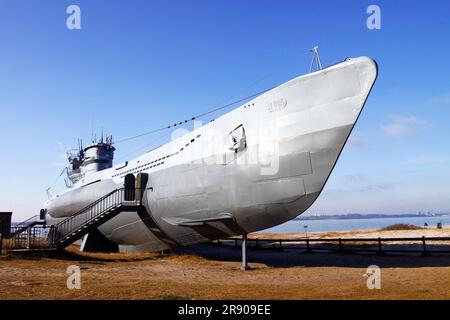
(309, 46, 323, 73)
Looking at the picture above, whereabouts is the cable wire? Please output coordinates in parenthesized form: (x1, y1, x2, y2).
(113, 87, 274, 144)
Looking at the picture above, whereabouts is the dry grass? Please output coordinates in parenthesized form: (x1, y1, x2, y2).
(380, 224, 423, 231)
(1, 241, 450, 300)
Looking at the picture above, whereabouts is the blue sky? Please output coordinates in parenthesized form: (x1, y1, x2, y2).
(0, 0, 449, 220)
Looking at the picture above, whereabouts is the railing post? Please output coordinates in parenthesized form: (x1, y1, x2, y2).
(54, 225, 57, 247)
(26, 226, 31, 249)
(422, 236, 429, 256)
(338, 238, 343, 252)
(305, 238, 311, 253)
(377, 237, 383, 255)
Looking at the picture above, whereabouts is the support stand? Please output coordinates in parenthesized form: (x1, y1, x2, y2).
(240, 233, 250, 270)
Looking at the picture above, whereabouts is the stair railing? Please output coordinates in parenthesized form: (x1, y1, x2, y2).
(50, 188, 140, 246)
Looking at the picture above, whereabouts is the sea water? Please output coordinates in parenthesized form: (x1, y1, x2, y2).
(260, 215, 450, 234)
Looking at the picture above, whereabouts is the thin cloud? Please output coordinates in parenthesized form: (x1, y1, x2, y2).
(347, 132, 373, 149)
(381, 115, 432, 138)
(355, 183, 394, 192)
(343, 174, 369, 183)
(428, 93, 450, 106)
(326, 182, 395, 194)
(405, 155, 450, 165)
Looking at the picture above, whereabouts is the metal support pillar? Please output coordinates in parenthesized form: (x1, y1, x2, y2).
(26, 226, 31, 249)
(240, 233, 250, 270)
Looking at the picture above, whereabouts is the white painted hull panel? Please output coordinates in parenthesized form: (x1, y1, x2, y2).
(46, 57, 378, 252)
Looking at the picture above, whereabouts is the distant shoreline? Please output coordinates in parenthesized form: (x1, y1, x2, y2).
(294, 213, 449, 221)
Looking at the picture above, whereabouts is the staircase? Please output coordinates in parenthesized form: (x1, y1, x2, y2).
(8, 188, 142, 251)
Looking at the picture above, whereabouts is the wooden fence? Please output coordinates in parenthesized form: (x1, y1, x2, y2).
(216, 236, 450, 254)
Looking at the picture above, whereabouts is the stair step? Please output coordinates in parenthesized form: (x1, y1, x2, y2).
(50, 192, 132, 247)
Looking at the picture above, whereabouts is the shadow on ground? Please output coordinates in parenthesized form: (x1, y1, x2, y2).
(5, 243, 450, 269)
(4, 247, 166, 263)
(175, 243, 450, 268)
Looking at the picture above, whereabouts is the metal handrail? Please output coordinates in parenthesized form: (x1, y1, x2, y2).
(51, 188, 139, 246)
(9, 225, 51, 250)
(14, 215, 41, 228)
(57, 188, 122, 223)
(7, 188, 142, 251)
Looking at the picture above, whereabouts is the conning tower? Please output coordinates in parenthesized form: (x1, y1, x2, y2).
(82, 136, 115, 175)
(66, 135, 115, 185)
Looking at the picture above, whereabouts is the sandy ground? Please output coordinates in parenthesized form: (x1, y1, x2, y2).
(252, 226, 450, 240)
(0, 228, 449, 300)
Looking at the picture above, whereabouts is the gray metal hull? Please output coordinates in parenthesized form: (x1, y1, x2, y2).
(46, 57, 378, 252)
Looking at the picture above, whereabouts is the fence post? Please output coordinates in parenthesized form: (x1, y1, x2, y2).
(305, 238, 312, 253)
(422, 236, 429, 256)
(338, 238, 343, 252)
(377, 237, 383, 255)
